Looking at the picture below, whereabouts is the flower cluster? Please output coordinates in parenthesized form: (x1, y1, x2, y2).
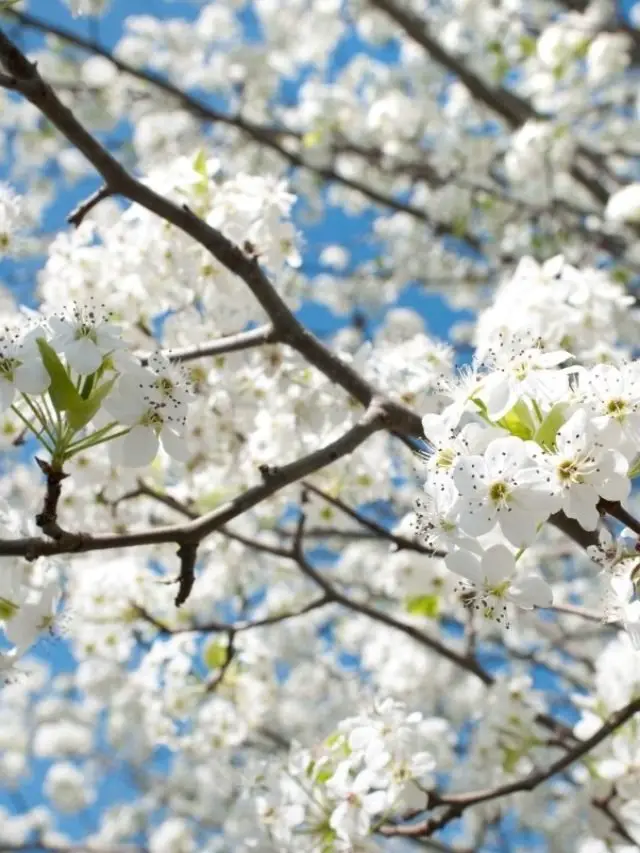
(0, 183, 26, 259)
(415, 328, 640, 628)
(3, 304, 195, 469)
(0, 504, 61, 669)
(255, 699, 440, 851)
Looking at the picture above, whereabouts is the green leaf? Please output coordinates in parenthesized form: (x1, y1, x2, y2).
(36, 338, 83, 413)
(452, 215, 468, 238)
(302, 129, 323, 148)
(192, 149, 209, 196)
(0, 0, 23, 9)
(534, 403, 567, 450)
(202, 638, 229, 670)
(493, 55, 511, 81)
(629, 454, 640, 480)
(406, 594, 440, 619)
(502, 746, 521, 773)
(519, 35, 537, 58)
(66, 377, 117, 431)
(612, 268, 631, 285)
(498, 400, 535, 441)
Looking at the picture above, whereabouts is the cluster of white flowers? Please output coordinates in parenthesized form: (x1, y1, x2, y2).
(415, 259, 640, 633)
(254, 699, 440, 851)
(0, 182, 26, 258)
(0, 505, 60, 670)
(473, 255, 639, 363)
(37, 153, 301, 344)
(0, 303, 195, 469)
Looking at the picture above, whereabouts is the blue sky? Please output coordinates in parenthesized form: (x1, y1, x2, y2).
(0, 0, 636, 844)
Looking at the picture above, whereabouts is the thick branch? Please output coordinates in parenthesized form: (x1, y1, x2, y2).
(380, 696, 640, 837)
(290, 507, 492, 685)
(0, 31, 422, 438)
(0, 406, 385, 562)
(366, 0, 609, 205)
(1, 9, 483, 247)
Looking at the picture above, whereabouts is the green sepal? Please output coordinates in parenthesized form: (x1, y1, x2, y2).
(36, 337, 83, 413)
(405, 593, 440, 619)
(66, 377, 117, 431)
(498, 400, 536, 441)
(534, 403, 567, 450)
(202, 638, 229, 670)
(628, 454, 640, 480)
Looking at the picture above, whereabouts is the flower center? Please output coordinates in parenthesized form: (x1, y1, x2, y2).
(607, 398, 627, 418)
(489, 481, 510, 505)
(140, 408, 164, 430)
(487, 580, 511, 599)
(0, 355, 19, 381)
(514, 361, 529, 380)
(156, 377, 174, 395)
(557, 459, 582, 483)
(436, 447, 456, 469)
(75, 323, 97, 343)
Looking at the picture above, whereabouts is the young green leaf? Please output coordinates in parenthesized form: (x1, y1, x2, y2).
(66, 377, 117, 432)
(36, 338, 83, 413)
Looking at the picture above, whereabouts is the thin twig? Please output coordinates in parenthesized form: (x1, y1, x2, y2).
(67, 184, 112, 226)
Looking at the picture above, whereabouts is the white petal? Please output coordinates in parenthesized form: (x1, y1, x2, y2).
(599, 473, 631, 503)
(0, 378, 15, 411)
(564, 483, 600, 530)
(485, 436, 527, 477)
(481, 544, 515, 585)
(446, 550, 483, 585)
(103, 390, 146, 425)
(458, 502, 495, 536)
(363, 789, 388, 815)
(481, 373, 515, 421)
(160, 426, 189, 461)
(14, 359, 50, 394)
(65, 338, 103, 375)
(453, 456, 486, 494)
(508, 573, 553, 609)
(120, 426, 159, 467)
(499, 506, 540, 547)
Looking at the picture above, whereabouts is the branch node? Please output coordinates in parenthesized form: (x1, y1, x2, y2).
(67, 185, 113, 227)
(175, 542, 199, 607)
(258, 463, 277, 481)
(34, 457, 72, 541)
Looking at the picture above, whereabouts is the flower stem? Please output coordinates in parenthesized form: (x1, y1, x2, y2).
(10, 405, 54, 454)
(20, 394, 56, 443)
(64, 426, 130, 458)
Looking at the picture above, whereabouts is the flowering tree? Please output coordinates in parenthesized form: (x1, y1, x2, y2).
(2, 0, 640, 850)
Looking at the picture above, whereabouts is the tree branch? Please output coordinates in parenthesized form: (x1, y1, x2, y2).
(67, 184, 112, 226)
(0, 406, 385, 575)
(0, 30, 423, 438)
(366, 0, 610, 205)
(290, 500, 492, 685)
(1, 8, 483, 249)
(380, 696, 640, 837)
(302, 479, 445, 557)
(137, 324, 279, 366)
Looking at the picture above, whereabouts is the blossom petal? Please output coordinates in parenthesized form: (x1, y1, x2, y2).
(508, 573, 553, 609)
(65, 338, 103, 375)
(0, 378, 15, 411)
(14, 359, 50, 394)
(160, 426, 189, 461)
(119, 426, 158, 467)
(481, 544, 515, 585)
(446, 550, 483, 585)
